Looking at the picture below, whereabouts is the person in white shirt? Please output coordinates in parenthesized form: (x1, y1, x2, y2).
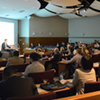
(64, 48, 82, 68)
(62, 48, 82, 78)
(66, 57, 96, 95)
(24, 52, 45, 77)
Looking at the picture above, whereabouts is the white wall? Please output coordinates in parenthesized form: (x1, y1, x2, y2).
(0, 17, 18, 50)
(18, 19, 29, 37)
(68, 15, 100, 43)
(29, 16, 68, 37)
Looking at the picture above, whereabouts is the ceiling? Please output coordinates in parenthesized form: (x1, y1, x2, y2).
(0, 0, 100, 20)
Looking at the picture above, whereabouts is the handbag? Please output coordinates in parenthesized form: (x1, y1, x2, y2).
(40, 81, 67, 91)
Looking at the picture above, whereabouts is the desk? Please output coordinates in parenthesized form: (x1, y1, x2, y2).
(23, 48, 35, 53)
(0, 67, 5, 71)
(58, 61, 68, 75)
(26, 57, 49, 65)
(58, 61, 99, 75)
(36, 84, 71, 94)
(53, 90, 100, 100)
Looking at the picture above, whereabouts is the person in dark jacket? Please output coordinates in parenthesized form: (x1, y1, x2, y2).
(1, 39, 10, 51)
(0, 66, 38, 100)
(45, 48, 61, 75)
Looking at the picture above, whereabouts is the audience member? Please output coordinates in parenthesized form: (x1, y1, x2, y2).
(45, 48, 61, 75)
(6, 51, 24, 66)
(61, 42, 66, 48)
(56, 43, 60, 50)
(37, 48, 44, 57)
(24, 52, 45, 76)
(30, 43, 35, 49)
(64, 48, 82, 68)
(60, 47, 65, 53)
(66, 57, 96, 95)
(73, 42, 78, 49)
(62, 48, 82, 78)
(0, 66, 38, 100)
(0, 52, 6, 61)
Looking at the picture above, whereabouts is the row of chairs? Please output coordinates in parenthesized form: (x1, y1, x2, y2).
(6, 80, 100, 100)
(7, 92, 56, 100)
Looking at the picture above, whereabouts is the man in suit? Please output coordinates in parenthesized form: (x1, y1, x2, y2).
(1, 39, 10, 51)
(45, 48, 61, 75)
(6, 51, 24, 66)
(0, 66, 38, 100)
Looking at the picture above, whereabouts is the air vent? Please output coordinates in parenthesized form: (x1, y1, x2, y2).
(19, 10, 25, 13)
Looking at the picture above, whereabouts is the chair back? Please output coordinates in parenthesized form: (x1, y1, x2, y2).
(90, 53, 100, 63)
(7, 92, 56, 100)
(42, 52, 53, 57)
(0, 72, 3, 81)
(28, 70, 55, 84)
(0, 60, 7, 67)
(84, 81, 100, 93)
(10, 64, 28, 72)
(23, 53, 31, 59)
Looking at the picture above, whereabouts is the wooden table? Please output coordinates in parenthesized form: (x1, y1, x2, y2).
(58, 61, 99, 75)
(0, 67, 5, 71)
(53, 90, 100, 100)
(23, 48, 35, 53)
(58, 61, 68, 75)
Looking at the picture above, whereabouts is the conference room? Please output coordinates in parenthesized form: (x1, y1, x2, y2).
(0, 0, 100, 100)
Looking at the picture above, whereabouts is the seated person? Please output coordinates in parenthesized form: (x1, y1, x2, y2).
(1, 39, 10, 52)
(30, 43, 35, 49)
(66, 57, 96, 95)
(6, 51, 24, 66)
(24, 52, 45, 76)
(62, 48, 82, 78)
(63, 48, 82, 68)
(0, 66, 38, 100)
(45, 48, 61, 75)
(56, 43, 60, 50)
(36, 48, 44, 57)
(60, 47, 65, 53)
(0, 52, 6, 61)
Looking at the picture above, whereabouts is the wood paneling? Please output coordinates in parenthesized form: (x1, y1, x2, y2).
(19, 37, 29, 54)
(29, 37, 68, 47)
(19, 37, 68, 54)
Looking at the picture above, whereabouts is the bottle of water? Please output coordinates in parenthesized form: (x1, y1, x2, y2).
(59, 73, 63, 80)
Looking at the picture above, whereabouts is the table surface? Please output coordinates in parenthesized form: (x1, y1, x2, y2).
(36, 84, 70, 94)
(53, 90, 100, 100)
(58, 61, 99, 68)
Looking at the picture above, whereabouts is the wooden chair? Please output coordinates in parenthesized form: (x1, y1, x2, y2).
(0, 72, 3, 81)
(28, 70, 55, 84)
(7, 92, 56, 100)
(10, 64, 28, 72)
(23, 53, 31, 62)
(90, 53, 100, 63)
(42, 52, 53, 57)
(84, 81, 100, 93)
(0, 60, 7, 67)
